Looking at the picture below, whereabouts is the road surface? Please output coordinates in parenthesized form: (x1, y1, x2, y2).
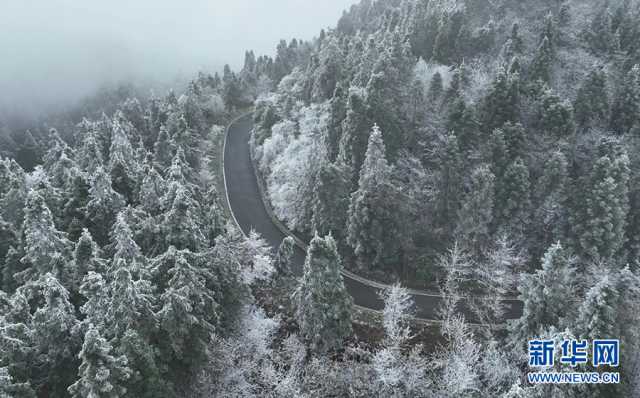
(223, 113, 523, 322)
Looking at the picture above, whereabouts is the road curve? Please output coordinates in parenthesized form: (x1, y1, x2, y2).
(223, 113, 523, 323)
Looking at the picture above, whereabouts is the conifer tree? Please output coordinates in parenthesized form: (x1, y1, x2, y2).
(71, 229, 104, 297)
(456, 165, 495, 256)
(138, 162, 165, 216)
(495, 158, 531, 236)
(610, 64, 640, 135)
(153, 125, 175, 171)
(67, 325, 131, 398)
(109, 212, 147, 278)
(311, 161, 351, 241)
(77, 128, 104, 176)
(529, 36, 554, 84)
(428, 71, 443, 103)
(347, 125, 397, 269)
(574, 68, 609, 129)
(109, 116, 139, 204)
(274, 236, 295, 276)
(537, 88, 575, 137)
(21, 273, 81, 396)
(532, 151, 569, 259)
(157, 248, 218, 370)
(21, 189, 71, 279)
(574, 152, 630, 261)
(295, 234, 352, 353)
(481, 67, 520, 133)
(435, 133, 464, 237)
(511, 243, 575, 343)
(86, 167, 125, 246)
(161, 186, 205, 252)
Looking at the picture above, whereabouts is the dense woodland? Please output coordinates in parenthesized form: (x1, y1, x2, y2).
(1, 0, 640, 397)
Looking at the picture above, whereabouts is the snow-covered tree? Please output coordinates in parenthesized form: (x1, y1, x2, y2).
(67, 325, 130, 398)
(20, 189, 71, 280)
(347, 124, 398, 269)
(295, 234, 352, 352)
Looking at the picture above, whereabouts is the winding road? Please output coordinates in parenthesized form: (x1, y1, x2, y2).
(223, 113, 523, 323)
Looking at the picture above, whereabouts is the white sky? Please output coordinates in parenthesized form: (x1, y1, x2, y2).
(0, 0, 359, 116)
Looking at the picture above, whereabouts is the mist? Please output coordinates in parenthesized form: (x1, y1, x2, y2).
(0, 0, 358, 119)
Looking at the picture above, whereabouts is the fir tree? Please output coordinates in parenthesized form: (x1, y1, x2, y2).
(109, 212, 146, 279)
(346, 125, 397, 270)
(311, 161, 351, 241)
(529, 36, 554, 84)
(86, 167, 125, 247)
(21, 189, 71, 280)
(295, 234, 352, 353)
(71, 229, 104, 298)
(574, 153, 630, 261)
(67, 325, 131, 398)
(481, 67, 520, 133)
(434, 133, 464, 237)
(574, 67, 609, 129)
(153, 125, 175, 171)
(161, 186, 205, 252)
(157, 248, 218, 371)
(511, 243, 575, 343)
(537, 88, 575, 137)
(274, 236, 295, 276)
(109, 116, 139, 204)
(456, 165, 495, 256)
(610, 64, 640, 135)
(494, 158, 531, 236)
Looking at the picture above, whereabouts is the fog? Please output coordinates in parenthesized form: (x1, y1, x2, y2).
(0, 0, 358, 119)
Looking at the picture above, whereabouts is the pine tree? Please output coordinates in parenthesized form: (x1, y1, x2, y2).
(576, 275, 618, 340)
(502, 22, 524, 58)
(494, 158, 531, 236)
(434, 133, 464, 237)
(67, 325, 130, 398)
(79, 271, 109, 329)
(537, 88, 575, 137)
(481, 67, 520, 133)
(610, 64, 640, 135)
(311, 161, 351, 241)
(61, 174, 90, 241)
(574, 153, 630, 261)
(347, 125, 397, 269)
(338, 88, 371, 179)
(138, 162, 165, 216)
(456, 165, 495, 256)
(77, 128, 104, 176)
(71, 229, 104, 297)
(109, 114, 139, 203)
(428, 71, 443, 103)
(157, 248, 218, 370)
(109, 212, 146, 279)
(529, 36, 554, 84)
(295, 234, 352, 353)
(0, 367, 36, 398)
(21, 189, 71, 280)
(20, 273, 82, 396)
(532, 151, 569, 260)
(161, 186, 205, 252)
(510, 243, 575, 343)
(447, 97, 477, 152)
(574, 68, 609, 129)
(274, 236, 295, 276)
(153, 125, 175, 171)
(86, 167, 125, 246)
(106, 267, 156, 341)
(173, 114, 200, 170)
(588, 4, 615, 54)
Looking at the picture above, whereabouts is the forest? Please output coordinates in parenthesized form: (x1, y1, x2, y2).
(1, 0, 640, 397)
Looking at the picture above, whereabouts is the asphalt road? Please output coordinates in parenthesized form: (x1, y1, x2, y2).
(223, 114, 523, 322)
